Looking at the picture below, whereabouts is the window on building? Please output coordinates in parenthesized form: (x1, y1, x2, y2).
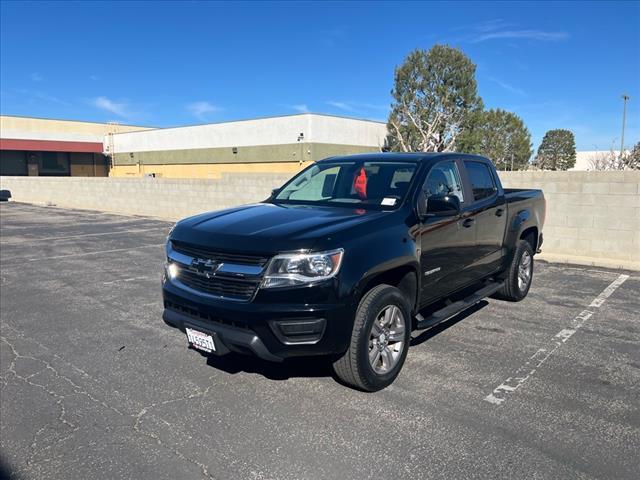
(39, 152, 70, 176)
(0, 150, 28, 175)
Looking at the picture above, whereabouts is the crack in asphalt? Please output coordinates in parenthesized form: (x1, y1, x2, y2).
(1, 336, 79, 470)
(131, 377, 220, 479)
(0, 334, 217, 479)
(2, 323, 113, 390)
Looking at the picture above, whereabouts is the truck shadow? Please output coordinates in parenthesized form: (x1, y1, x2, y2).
(205, 350, 334, 381)
(202, 300, 489, 382)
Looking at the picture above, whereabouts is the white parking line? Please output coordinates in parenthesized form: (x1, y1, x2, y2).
(484, 274, 630, 406)
(0, 218, 159, 232)
(103, 275, 157, 285)
(0, 227, 168, 245)
(24, 243, 165, 262)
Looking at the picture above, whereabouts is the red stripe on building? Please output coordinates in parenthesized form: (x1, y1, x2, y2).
(0, 138, 104, 153)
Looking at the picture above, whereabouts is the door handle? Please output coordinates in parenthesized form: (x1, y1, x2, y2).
(462, 218, 475, 228)
(495, 208, 504, 217)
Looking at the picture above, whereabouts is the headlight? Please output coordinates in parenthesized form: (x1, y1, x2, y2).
(166, 262, 179, 280)
(261, 248, 344, 289)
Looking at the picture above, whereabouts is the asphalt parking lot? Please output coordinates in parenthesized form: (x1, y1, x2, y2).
(1, 201, 639, 480)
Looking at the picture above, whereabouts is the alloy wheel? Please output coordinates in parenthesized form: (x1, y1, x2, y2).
(368, 305, 406, 374)
(518, 250, 532, 292)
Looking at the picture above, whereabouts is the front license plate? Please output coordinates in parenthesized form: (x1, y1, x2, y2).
(186, 327, 216, 353)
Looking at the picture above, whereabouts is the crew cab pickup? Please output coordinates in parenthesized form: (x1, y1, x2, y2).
(162, 153, 545, 391)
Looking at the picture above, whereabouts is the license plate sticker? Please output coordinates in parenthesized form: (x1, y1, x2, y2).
(186, 327, 216, 353)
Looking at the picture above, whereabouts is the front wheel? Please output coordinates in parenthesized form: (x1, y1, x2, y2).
(332, 284, 411, 392)
(493, 239, 534, 302)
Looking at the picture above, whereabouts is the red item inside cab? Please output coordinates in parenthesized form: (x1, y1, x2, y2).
(354, 167, 367, 199)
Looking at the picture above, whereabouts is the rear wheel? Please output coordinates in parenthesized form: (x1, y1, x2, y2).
(332, 284, 411, 392)
(493, 239, 534, 302)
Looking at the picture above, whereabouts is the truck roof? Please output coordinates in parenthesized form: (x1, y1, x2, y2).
(317, 152, 491, 165)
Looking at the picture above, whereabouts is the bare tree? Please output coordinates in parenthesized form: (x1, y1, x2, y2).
(387, 45, 483, 153)
(588, 148, 618, 170)
(588, 142, 638, 170)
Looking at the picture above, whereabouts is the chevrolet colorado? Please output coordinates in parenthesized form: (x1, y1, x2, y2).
(162, 153, 545, 391)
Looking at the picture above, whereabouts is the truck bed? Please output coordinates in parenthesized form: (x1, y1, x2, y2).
(504, 188, 543, 202)
(504, 187, 542, 196)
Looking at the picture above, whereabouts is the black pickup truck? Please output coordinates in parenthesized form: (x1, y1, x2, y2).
(162, 153, 545, 391)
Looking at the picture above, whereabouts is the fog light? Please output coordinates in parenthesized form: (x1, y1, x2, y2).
(269, 318, 326, 344)
(167, 262, 179, 280)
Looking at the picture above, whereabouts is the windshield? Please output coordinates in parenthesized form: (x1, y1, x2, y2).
(273, 161, 417, 209)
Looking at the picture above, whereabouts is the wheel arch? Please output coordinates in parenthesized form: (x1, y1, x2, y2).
(355, 264, 419, 315)
(520, 226, 539, 251)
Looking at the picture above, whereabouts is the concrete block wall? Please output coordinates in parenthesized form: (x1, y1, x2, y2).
(2, 171, 639, 270)
(499, 171, 640, 270)
(0, 173, 291, 221)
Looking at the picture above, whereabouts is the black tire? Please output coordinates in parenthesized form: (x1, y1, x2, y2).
(332, 284, 411, 392)
(493, 239, 534, 302)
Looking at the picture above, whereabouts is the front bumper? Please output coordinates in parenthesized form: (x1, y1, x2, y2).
(163, 307, 283, 362)
(162, 278, 354, 362)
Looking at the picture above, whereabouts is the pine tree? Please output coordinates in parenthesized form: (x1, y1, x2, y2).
(474, 109, 533, 170)
(536, 129, 576, 170)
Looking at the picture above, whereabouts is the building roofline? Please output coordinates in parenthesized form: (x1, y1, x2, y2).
(1, 112, 387, 136)
(0, 113, 153, 129)
(109, 112, 387, 137)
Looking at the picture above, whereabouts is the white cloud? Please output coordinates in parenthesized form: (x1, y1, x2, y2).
(291, 104, 310, 113)
(30, 73, 43, 82)
(91, 96, 131, 118)
(486, 76, 527, 96)
(470, 29, 569, 43)
(452, 19, 511, 33)
(187, 101, 222, 120)
(326, 101, 356, 112)
(475, 19, 511, 33)
(326, 100, 389, 114)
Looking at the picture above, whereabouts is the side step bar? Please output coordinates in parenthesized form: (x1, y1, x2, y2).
(415, 281, 504, 330)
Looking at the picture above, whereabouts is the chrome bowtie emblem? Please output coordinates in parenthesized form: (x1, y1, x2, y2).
(189, 258, 222, 278)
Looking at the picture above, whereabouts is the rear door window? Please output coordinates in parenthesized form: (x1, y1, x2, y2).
(464, 161, 497, 201)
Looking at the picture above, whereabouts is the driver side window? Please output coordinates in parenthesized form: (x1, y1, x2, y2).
(423, 161, 464, 202)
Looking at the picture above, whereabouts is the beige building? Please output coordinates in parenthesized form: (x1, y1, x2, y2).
(106, 113, 388, 178)
(5, 114, 631, 179)
(571, 150, 628, 171)
(1, 114, 388, 179)
(0, 115, 150, 176)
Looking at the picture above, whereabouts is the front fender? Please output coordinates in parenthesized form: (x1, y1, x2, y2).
(338, 224, 420, 312)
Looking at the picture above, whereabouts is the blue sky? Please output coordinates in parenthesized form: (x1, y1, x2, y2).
(1, 0, 638, 151)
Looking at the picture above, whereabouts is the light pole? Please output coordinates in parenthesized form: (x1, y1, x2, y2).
(620, 94, 630, 159)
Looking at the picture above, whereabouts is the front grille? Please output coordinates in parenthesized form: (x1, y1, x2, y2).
(177, 268, 260, 301)
(171, 241, 270, 267)
(164, 299, 251, 330)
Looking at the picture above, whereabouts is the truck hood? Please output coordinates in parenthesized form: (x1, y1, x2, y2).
(170, 203, 390, 254)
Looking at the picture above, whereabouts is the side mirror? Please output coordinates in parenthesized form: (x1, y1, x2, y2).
(426, 194, 460, 217)
(265, 187, 282, 204)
